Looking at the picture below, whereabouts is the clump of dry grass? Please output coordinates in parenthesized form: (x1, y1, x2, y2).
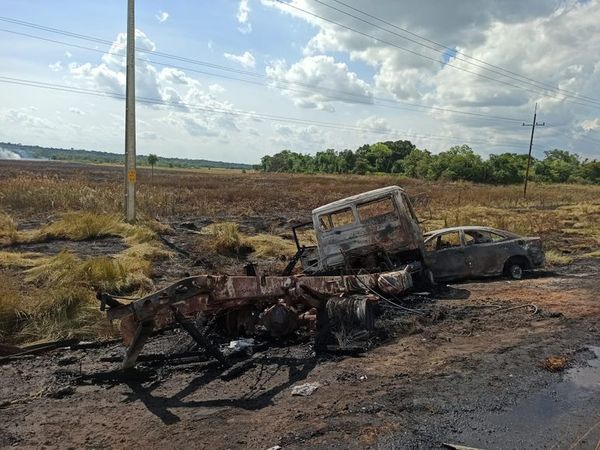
(200, 222, 253, 256)
(583, 250, 600, 259)
(245, 234, 297, 259)
(544, 250, 574, 266)
(0, 251, 44, 268)
(197, 222, 297, 259)
(544, 355, 567, 372)
(0, 212, 172, 343)
(0, 275, 27, 342)
(0, 211, 18, 245)
(15, 287, 111, 344)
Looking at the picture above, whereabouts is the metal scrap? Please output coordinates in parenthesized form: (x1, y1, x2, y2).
(99, 268, 413, 369)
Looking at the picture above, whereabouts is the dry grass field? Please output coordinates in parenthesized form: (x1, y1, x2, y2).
(0, 159, 599, 344)
(2, 160, 600, 450)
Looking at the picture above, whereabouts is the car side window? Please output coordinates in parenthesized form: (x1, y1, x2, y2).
(464, 230, 506, 245)
(464, 232, 476, 245)
(489, 231, 506, 242)
(465, 230, 493, 245)
(435, 231, 462, 250)
(424, 236, 437, 252)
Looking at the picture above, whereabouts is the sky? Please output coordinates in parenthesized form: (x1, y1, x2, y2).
(1, 0, 600, 164)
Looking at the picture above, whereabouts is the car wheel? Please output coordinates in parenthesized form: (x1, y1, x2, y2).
(507, 263, 523, 280)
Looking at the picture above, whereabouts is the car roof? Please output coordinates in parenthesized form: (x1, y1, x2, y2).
(423, 226, 515, 237)
(312, 185, 405, 215)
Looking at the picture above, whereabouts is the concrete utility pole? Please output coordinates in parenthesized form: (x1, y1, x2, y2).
(124, 0, 136, 222)
(522, 103, 545, 198)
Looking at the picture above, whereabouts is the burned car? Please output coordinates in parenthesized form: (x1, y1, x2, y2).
(423, 226, 545, 281)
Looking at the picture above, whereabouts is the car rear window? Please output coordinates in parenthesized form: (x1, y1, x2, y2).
(319, 208, 355, 231)
(357, 197, 397, 223)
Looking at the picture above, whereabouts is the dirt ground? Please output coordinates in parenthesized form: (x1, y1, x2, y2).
(1, 258, 599, 449)
(1, 160, 600, 449)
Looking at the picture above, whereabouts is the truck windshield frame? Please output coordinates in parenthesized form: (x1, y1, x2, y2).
(318, 207, 356, 231)
(356, 195, 398, 224)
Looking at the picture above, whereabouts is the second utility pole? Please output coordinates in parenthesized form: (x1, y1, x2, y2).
(125, 0, 137, 223)
(522, 103, 545, 198)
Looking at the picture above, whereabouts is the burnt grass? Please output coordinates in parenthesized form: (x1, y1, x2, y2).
(1, 160, 600, 448)
(2, 261, 600, 448)
(5, 236, 127, 258)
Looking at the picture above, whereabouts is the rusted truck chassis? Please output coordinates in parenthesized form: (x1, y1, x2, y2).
(99, 268, 413, 369)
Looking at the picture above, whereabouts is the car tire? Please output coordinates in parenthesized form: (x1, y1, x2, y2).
(507, 263, 523, 280)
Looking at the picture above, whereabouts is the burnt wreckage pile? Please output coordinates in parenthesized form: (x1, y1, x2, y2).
(98, 186, 428, 369)
(99, 269, 413, 368)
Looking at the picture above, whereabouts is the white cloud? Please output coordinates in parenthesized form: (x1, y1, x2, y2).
(356, 116, 391, 133)
(69, 107, 85, 115)
(63, 30, 245, 141)
(266, 55, 372, 111)
(48, 61, 62, 72)
(224, 51, 256, 69)
(209, 83, 225, 94)
(263, 0, 600, 156)
(140, 131, 159, 140)
(6, 2, 600, 163)
(237, 0, 252, 33)
(65, 51, 73, 59)
(580, 118, 600, 131)
(0, 108, 54, 131)
(156, 11, 169, 23)
(269, 123, 326, 148)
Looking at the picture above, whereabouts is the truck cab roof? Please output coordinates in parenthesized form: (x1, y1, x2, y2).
(312, 185, 406, 215)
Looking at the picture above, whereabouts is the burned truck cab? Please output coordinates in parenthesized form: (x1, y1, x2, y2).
(291, 186, 428, 278)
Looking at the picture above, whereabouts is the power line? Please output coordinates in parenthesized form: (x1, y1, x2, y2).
(0, 75, 537, 150)
(3, 11, 599, 114)
(323, 0, 600, 104)
(0, 16, 262, 78)
(273, 0, 600, 109)
(0, 26, 528, 124)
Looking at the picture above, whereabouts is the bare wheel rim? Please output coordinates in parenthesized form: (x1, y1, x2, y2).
(510, 264, 523, 280)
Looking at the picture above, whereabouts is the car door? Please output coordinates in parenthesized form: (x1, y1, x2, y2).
(462, 229, 511, 277)
(425, 230, 470, 281)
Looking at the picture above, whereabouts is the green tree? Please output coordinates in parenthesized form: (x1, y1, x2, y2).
(401, 148, 434, 179)
(534, 149, 581, 183)
(581, 160, 600, 184)
(431, 145, 486, 182)
(364, 142, 392, 172)
(384, 140, 416, 171)
(353, 158, 371, 175)
(147, 153, 158, 181)
(338, 149, 356, 173)
(486, 153, 529, 184)
(314, 149, 341, 173)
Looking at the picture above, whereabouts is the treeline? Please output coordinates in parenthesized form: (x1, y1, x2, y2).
(259, 140, 600, 184)
(0, 142, 253, 170)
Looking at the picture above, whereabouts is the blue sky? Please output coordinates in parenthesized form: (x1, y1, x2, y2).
(0, 0, 599, 163)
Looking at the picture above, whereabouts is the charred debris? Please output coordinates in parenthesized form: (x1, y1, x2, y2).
(93, 186, 437, 371)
